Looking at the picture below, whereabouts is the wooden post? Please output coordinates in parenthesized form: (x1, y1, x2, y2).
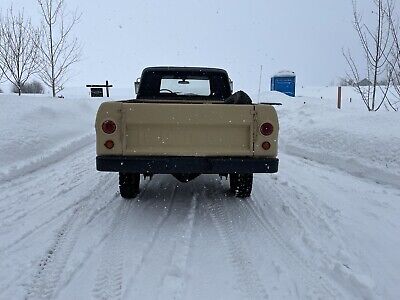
(337, 86, 342, 109)
(106, 80, 110, 97)
(257, 65, 263, 101)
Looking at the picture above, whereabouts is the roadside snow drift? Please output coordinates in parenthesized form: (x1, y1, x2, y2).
(0, 95, 101, 182)
(261, 88, 400, 188)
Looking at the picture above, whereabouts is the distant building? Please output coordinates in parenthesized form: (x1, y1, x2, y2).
(271, 70, 296, 97)
(358, 78, 372, 86)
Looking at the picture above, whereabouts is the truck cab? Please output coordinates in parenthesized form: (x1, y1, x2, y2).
(136, 66, 232, 101)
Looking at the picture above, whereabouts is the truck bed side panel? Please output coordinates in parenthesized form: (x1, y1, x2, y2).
(253, 105, 279, 157)
(95, 102, 123, 156)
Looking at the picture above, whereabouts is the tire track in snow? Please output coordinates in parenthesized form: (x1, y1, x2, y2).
(157, 193, 198, 300)
(92, 200, 133, 300)
(91, 182, 153, 300)
(0, 174, 113, 254)
(123, 185, 177, 298)
(25, 174, 115, 300)
(205, 191, 269, 300)
(255, 174, 343, 255)
(0, 178, 84, 226)
(0, 133, 95, 184)
(240, 182, 339, 299)
(255, 169, 376, 299)
(0, 145, 94, 227)
(93, 183, 176, 300)
(254, 174, 340, 238)
(0, 141, 94, 215)
(90, 180, 154, 300)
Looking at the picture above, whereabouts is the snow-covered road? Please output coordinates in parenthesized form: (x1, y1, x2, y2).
(1, 142, 399, 299)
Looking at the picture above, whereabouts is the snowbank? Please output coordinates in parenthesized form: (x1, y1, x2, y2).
(269, 90, 400, 188)
(0, 94, 102, 182)
(273, 70, 296, 77)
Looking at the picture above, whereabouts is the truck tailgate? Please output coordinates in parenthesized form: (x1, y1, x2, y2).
(121, 103, 254, 156)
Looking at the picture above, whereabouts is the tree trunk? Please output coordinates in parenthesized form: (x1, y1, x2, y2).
(52, 81, 56, 97)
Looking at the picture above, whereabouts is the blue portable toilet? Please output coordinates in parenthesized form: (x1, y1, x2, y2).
(271, 70, 296, 97)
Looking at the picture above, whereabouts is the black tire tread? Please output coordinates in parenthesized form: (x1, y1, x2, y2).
(119, 172, 140, 199)
(229, 173, 253, 198)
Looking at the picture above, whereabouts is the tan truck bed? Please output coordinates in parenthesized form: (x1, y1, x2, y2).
(96, 102, 279, 158)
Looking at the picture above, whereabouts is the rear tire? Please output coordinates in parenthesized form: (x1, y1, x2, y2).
(229, 173, 253, 198)
(229, 174, 239, 193)
(119, 172, 140, 199)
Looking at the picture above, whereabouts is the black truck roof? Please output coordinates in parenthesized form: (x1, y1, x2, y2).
(141, 66, 229, 76)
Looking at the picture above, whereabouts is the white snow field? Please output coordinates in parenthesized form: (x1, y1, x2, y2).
(0, 89, 399, 300)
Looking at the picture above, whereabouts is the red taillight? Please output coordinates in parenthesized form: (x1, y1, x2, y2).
(102, 120, 116, 134)
(260, 122, 273, 136)
(262, 141, 271, 150)
(104, 140, 114, 149)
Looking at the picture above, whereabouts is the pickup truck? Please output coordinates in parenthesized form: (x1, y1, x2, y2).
(96, 66, 279, 199)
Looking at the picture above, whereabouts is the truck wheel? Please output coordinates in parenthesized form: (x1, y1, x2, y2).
(119, 172, 140, 199)
(229, 173, 253, 198)
(229, 174, 239, 193)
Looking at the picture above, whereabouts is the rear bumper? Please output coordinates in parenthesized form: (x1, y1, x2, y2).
(96, 156, 279, 174)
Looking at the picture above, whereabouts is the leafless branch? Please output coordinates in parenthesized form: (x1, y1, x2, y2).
(344, 0, 397, 111)
(385, 0, 400, 108)
(0, 7, 40, 95)
(36, 0, 81, 97)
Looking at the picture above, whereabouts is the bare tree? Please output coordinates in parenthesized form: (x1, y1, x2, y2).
(0, 15, 3, 83)
(385, 2, 400, 110)
(344, 0, 396, 111)
(0, 8, 40, 96)
(36, 0, 81, 97)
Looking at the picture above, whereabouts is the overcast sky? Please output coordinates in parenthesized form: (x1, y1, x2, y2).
(3, 0, 373, 93)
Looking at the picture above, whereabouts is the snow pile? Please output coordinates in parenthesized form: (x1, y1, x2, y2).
(261, 89, 400, 188)
(0, 94, 102, 182)
(273, 70, 296, 77)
